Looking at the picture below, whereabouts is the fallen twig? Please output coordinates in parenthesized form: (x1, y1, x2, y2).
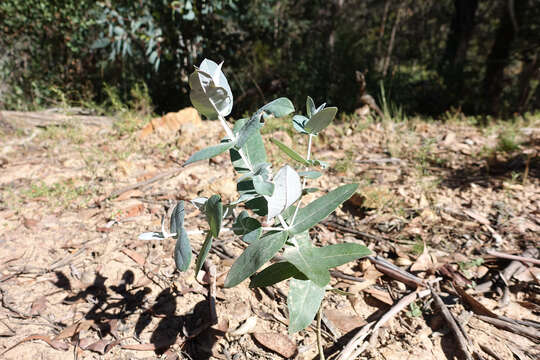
(475, 315, 540, 342)
(368, 256, 425, 288)
(486, 249, 540, 266)
(430, 287, 474, 360)
(108, 167, 183, 200)
(368, 289, 431, 348)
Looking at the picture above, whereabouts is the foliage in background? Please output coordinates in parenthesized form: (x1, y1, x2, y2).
(1, 0, 538, 116)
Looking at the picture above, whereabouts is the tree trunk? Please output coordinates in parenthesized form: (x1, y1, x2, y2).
(483, 0, 525, 114)
(439, 0, 479, 92)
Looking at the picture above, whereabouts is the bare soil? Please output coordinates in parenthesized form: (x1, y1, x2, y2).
(0, 109, 538, 359)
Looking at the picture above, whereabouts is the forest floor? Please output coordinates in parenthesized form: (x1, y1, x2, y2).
(0, 108, 539, 360)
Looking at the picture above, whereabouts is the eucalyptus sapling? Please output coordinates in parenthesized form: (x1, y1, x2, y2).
(139, 59, 372, 333)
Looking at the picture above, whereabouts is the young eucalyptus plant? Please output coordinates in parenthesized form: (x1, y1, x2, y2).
(140, 59, 372, 333)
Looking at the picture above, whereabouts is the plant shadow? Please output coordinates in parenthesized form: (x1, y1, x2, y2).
(53, 270, 220, 358)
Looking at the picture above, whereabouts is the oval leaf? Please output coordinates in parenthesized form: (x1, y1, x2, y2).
(174, 228, 192, 272)
(306, 96, 316, 118)
(170, 201, 185, 235)
(261, 97, 295, 118)
(266, 165, 302, 221)
(314, 243, 372, 268)
(224, 231, 288, 288)
(183, 141, 235, 167)
(250, 262, 306, 288)
(282, 233, 330, 287)
(305, 107, 337, 134)
(289, 184, 358, 235)
(288, 279, 325, 333)
(205, 195, 223, 238)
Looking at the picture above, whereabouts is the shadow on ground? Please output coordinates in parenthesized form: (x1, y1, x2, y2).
(54, 270, 219, 358)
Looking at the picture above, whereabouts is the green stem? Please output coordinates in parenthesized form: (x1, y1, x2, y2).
(290, 134, 314, 225)
(317, 306, 325, 360)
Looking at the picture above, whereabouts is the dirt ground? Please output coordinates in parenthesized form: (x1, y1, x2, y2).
(0, 109, 539, 359)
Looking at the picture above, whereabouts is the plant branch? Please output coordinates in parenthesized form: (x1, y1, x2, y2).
(290, 134, 315, 225)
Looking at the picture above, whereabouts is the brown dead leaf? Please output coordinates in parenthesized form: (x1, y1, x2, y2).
(410, 248, 433, 273)
(364, 287, 394, 305)
(30, 296, 48, 316)
(324, 309, 366, 333)
(55, 320, 93, 340)
(115, 189, 143, 201)
(80, 338, 121, 354)
(23, 217, 40, 230)
(121, 203, 145, 218)
(121, 248, 146, 266)
(253, 332, 297, 358)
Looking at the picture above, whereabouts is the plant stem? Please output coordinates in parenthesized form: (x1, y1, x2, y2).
(217, 113, 253, 172)
(290, 134, 314, 225)
(317, 306, 325, 360)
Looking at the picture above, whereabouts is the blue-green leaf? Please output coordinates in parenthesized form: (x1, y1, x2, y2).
(249, 262, 307, 288)
(261, 97, 295, 118)
(314, 243, 372, 268)
(266, 165, 302, 221)
(292, 115, 309, 134)
(288, 279, 325, 333)
(170, 201, 185, 235)
(306, 96, 316, 118)
(305, 107, 338, 134)
(253, 175, 274, 196)
(205, 195, 223, 238)
(289, 184, 358, 235)
(236, 112, 263, 149)
(231, 118, 267, 172)
(283, 232, 330, 287)
(299, 171, 322, 179)
(195, 231, 213, 275)
(232, 211, 262, 244)
(224, 231, 288, 288)
(174, 228, 192, 272)
(270, 138, 310, 166)
(184, 140, 235, 167)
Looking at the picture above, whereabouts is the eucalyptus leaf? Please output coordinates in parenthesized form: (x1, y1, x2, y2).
(195, 231, 213, 275)
(183, 140, 235, 167)
(236, 112, 263, 149)
(282, 232, 330, 287)
(232, 211, 262, 244)
(174, 228, 192, 272)
(253, 175, 274, 196)
(266, 165, 302, 221)
(288, 278, 325, 333)
(205, 195, 223, 238)
(306, 96, 316, 118)
(198, 59, 233, 116)
(305, 107, 338, 134)
(231, 118, 267, 172)
(224, 231, 288, 288)
(190, 197, 208, 212)
(189, 70, 218, 119)
(292, 115, 309, 134)
(269, 138, 310, 166)
(245, 197, 268, 216)
(314, 243, 372, 268)
(299, 171, 322, 179)
(249, 262, 307, 288)
(260, 97, 295, 118)
(170, 201, 185, 235)
(289, 184, 358, 235)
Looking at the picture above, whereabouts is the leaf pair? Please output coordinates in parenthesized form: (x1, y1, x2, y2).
(293, 96, 337, 135)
